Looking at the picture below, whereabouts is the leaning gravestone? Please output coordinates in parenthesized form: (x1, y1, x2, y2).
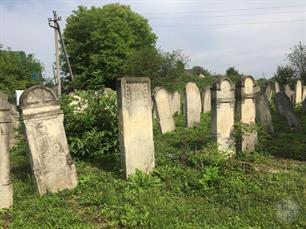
(201, 86, 211, 113)
(0, 92, 13, 209)
(185, 82, 201, 127)
(235, 76, 257, 151)
(264, 83, 272, 101)
(274, 92, 299, 129)
(117, 77, 155, 179)
(275, 81, 280, 93)
(255, 92, 274, 135)
(153, 87, 175, 134)
(295, 80, 302, 104)
(20, 86, 78, 195)
(211, 77, 235, 153)
(169, 91, 181, 115)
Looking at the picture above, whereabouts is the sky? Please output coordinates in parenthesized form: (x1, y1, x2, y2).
(0, 0, 305, 79)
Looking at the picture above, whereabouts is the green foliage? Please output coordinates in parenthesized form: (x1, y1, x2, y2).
(226, 66, 242, 84)
(60, 90, 119, 159)
(191, 65, 211, 76)
(63, 3, 157, 89)
(0, 47, 43, 101)
(273, 65, 295, 86)
(287, 42, 306, 82)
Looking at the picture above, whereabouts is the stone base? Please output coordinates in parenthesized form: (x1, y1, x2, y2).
(0, 183, 13, 210)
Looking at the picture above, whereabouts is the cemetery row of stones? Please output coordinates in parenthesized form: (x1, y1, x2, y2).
(0, 76, 303, 210)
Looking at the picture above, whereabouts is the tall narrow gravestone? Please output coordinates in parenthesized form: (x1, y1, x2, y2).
(0, 92, 13, 209)
(20, 86, 77, 195)
(169, 91, 181, 115)
(235, 76, 257, 151)
(185, 82, 201, 127)
(303, 86, 306, 101)
(211, 77, 235, 153)
(117, 77, 155, 179)
(153, 87, 175, 134)
(295, 80, 302, 104)
(255, 92, 274, 135)
(275, 81, 280, 93)
(201, 86, 211, 113)
(284, 84, 294, 103)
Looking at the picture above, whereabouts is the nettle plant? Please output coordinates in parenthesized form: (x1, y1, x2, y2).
(60, 90, 120, 159)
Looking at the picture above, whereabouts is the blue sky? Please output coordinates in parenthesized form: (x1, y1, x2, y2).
(0, 0, 305, 79)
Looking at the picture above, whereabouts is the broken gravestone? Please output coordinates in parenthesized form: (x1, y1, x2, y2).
(201, 86, 211, 113)
(235, 76, 257, 152)
(0, 92, 13, 210)
(20, 86, 78, 195)
(211, 77, 235, 154)
(153, 87, 175, 134)
(255, 92, 274, 135)
(185, 82, 201, 127)
(117, 77, 155, 179)
(274, 91, 299, 129)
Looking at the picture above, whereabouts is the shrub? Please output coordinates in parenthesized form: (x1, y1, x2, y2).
(60, 90, 120, 159)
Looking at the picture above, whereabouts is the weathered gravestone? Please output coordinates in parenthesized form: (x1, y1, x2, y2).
(303, 86, 306, 101)
(264, 83, 273, 101)
(254, 85, 261, 93)
(255, 92, 274, 135)
(9, 104, 20, 150)
(235, 76, 257, 151)
(20, 86, 78, 195)
(284, 84, 294, 103)
(117, 77, 155, 179)
(169, 91, 181, 115)
(185, 82, 201, 127)
(295, 80, 303, 104)
(211, 77, 235, 153)
(274, 92, 299, 129)
(275, 81, 280, 93)
(0, 92, 13, 209)
(201, 86, 211, 113)
(153, 87, 175, 134)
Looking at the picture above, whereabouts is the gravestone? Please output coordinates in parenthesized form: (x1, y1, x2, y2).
(274, 92, 299, 129)
(104, 87, 116, 96)
(153, 87, 175, 134)
(254, 85, 261, 93)
(185, 82, 201, 127)
(295, 80, 302, 104)
(284, 84, 294, 103)
(169, 91, 181, 115)
(255, 92, 274, 135)
(201, 86, 211, 113)
(235, 76, 257, 151)
(275, 82, 280, 93)
(9, 104, 20, 150)
(264, 83, 272, 101)
(20, 86, 78, 195)
(303, 86, 306, 101)
(117, 77, 155, 179)
(0, 92, 13, 209)
(211, 77, 235, 153)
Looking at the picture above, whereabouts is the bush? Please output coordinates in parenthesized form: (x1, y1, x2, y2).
(61, 90, 119, 159)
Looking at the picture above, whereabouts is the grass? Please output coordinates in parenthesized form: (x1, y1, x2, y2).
(1, 113, 306, 228)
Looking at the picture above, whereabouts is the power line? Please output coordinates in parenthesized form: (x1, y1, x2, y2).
(149, 10, 305, 19)
(156, 19, 306, 28)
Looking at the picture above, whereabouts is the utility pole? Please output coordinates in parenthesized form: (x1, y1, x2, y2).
(48, 11, 61, 97)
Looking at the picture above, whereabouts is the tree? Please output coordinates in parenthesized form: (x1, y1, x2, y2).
(63, 4, 157, 90)
(0, 47, 43, 101)
(273, 65, 295, 86)
(287, 42, 306, 81)
(191, 66, 210, 77)
(226, 67, 242, 83)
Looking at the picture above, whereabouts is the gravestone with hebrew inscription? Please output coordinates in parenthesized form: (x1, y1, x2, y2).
(295, 80, 302, 104)
(202, 86, 211, 113)
(169, 91, 181, 115)
(185, 82, 201, 127)
(235, 76, 257, 151)
(153, 87, 175, 134)
(211, 77, 235, 153)
(117, 77, 155, 179)
(0, 92, 13, 210)
(20, 86, 78, 195)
